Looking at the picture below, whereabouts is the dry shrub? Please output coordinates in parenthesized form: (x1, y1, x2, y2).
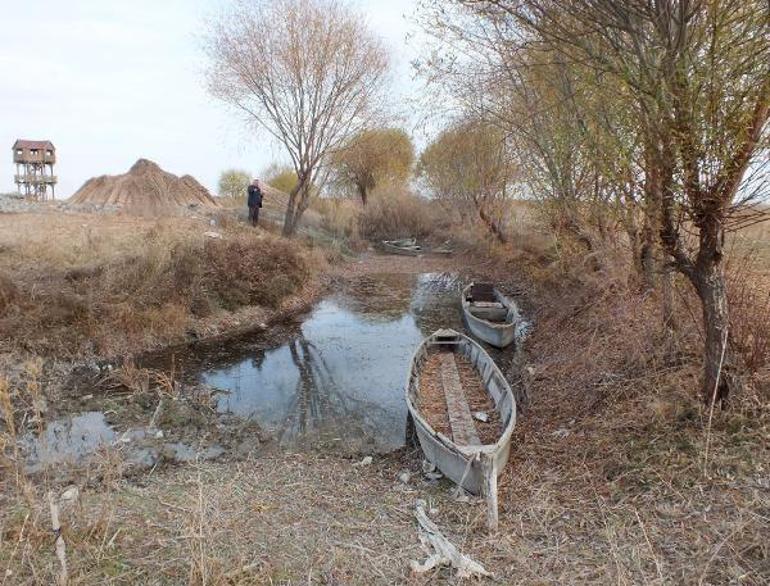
(358, 189, 447, 241)
(0, 274, 18, 316)
(311, 197, 362, 242)
(1, 224, 312, 357)
(204, 234, 308, 309)
(726, 247, 770, 372)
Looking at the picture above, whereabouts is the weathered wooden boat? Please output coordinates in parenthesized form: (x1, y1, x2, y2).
(389, 237, 417, 247)
(431, 241, 454, 256)
(461, 283, 518, 348)
(380, 239, 422, 256)
(406, 329, 516, 528)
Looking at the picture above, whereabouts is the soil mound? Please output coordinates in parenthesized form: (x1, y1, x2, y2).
(69, 159, 218, 215)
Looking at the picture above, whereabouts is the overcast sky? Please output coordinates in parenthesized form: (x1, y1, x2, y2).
(0, 0, 423, 197)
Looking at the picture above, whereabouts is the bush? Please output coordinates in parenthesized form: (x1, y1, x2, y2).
(0, 225, 313, 356)
(312, 198, 361, 240)
(218, 169, 251, 199)
(358, 189, 446, 241)
(204, 234, 308, 309)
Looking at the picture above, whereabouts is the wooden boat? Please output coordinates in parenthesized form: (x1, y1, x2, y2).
(380, 239, 422, 256)
(431, 240, 454, 256)
(406, 329, 516, 528)
(388, 237, 417, 247)
(461, 283, 518, 348)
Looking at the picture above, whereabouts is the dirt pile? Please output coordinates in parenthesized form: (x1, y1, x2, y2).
(69, 159, 218, 215)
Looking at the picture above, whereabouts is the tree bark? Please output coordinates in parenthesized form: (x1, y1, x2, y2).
(477, 204, 508, 244)
(357, 183, 368, 206)
(660, 257, 677, 333)
(695, 263, 730, 405)
(282, 177, 311, 237)
(640, 219, 656, 291)
(282, 184, 300, 237)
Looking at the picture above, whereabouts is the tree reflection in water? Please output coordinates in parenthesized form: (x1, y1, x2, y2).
(276, 334, 392, 448)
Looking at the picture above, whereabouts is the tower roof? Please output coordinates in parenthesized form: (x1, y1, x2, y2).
(13, 139, 55, 151)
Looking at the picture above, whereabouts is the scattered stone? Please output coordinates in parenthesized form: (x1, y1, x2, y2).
(399, 471, 412, 484)
(60, 485, 79, 504)
(473, 411, 489, 423)
(422, 460, 437, 474)
(81, 394, 94, 401)
(154, 430, 164, 439)
(126, 448, 159, 471)
(552, 428, 570, 439)
(425, 472, 444, 481)
(353, 456, 373, 467)
(204, 231, 222, 239)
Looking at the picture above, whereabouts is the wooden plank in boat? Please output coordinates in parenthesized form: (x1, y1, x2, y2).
(439, 353, 481, 446)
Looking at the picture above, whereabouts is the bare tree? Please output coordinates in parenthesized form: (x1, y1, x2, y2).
(205, 0, 390, 236)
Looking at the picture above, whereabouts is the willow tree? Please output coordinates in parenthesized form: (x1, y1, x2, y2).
(205, 0, 390, 236)
(218, 169, 251, 199)
(426, 0, 770, 402)
(263, 164, 299, 195)
(419, 119, 514, 242)
(331, 128, 415, 205)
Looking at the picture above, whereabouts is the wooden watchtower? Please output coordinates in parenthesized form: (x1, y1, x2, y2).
(12, 139, 57, 200)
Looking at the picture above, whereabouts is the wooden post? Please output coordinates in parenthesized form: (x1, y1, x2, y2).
(48, 491, 68, 585)
(480, 452, 498, 532)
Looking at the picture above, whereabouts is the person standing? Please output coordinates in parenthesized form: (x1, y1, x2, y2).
(247, 179, 263, 226)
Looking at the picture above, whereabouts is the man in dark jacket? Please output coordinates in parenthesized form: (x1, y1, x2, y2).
(247, 179, 263, 226)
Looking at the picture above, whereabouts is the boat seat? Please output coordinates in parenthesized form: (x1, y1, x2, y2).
(469, 306, 508, 322)
(439, 353, 481, 446)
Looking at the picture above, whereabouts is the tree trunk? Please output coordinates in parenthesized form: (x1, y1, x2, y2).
(282, 184, 300, 237)
(660, 257, 677, 333)
(282, 177, 311, 237)
(477, 204, 508, 244)
(357, 183, 368, 206)
(696, 263, 730, 405)
(639, 213, 657, 291)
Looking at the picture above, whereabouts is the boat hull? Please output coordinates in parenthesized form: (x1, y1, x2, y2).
(406, 329, 516, 495)
(461, 284, 517, 348)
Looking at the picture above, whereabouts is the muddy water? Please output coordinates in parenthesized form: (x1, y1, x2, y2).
(20, 412, 116, 473)
(159, 272, 519, 453)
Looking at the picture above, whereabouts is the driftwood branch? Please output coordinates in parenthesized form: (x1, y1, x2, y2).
(410, 500, 491, 579)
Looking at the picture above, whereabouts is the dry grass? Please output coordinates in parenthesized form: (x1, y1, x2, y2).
(0, 212, 321, 357)
(491, 281, 769, 585)
(0, 207, 767, 584)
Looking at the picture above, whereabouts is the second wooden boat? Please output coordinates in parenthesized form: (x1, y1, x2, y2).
(380, 239, 422, 256)
(461, 283, 518, 348)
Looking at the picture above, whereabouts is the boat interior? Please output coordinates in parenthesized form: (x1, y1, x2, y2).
(466, 283, 510, 323)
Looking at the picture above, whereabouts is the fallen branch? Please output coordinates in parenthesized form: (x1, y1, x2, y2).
(410, 500, 491, 579)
